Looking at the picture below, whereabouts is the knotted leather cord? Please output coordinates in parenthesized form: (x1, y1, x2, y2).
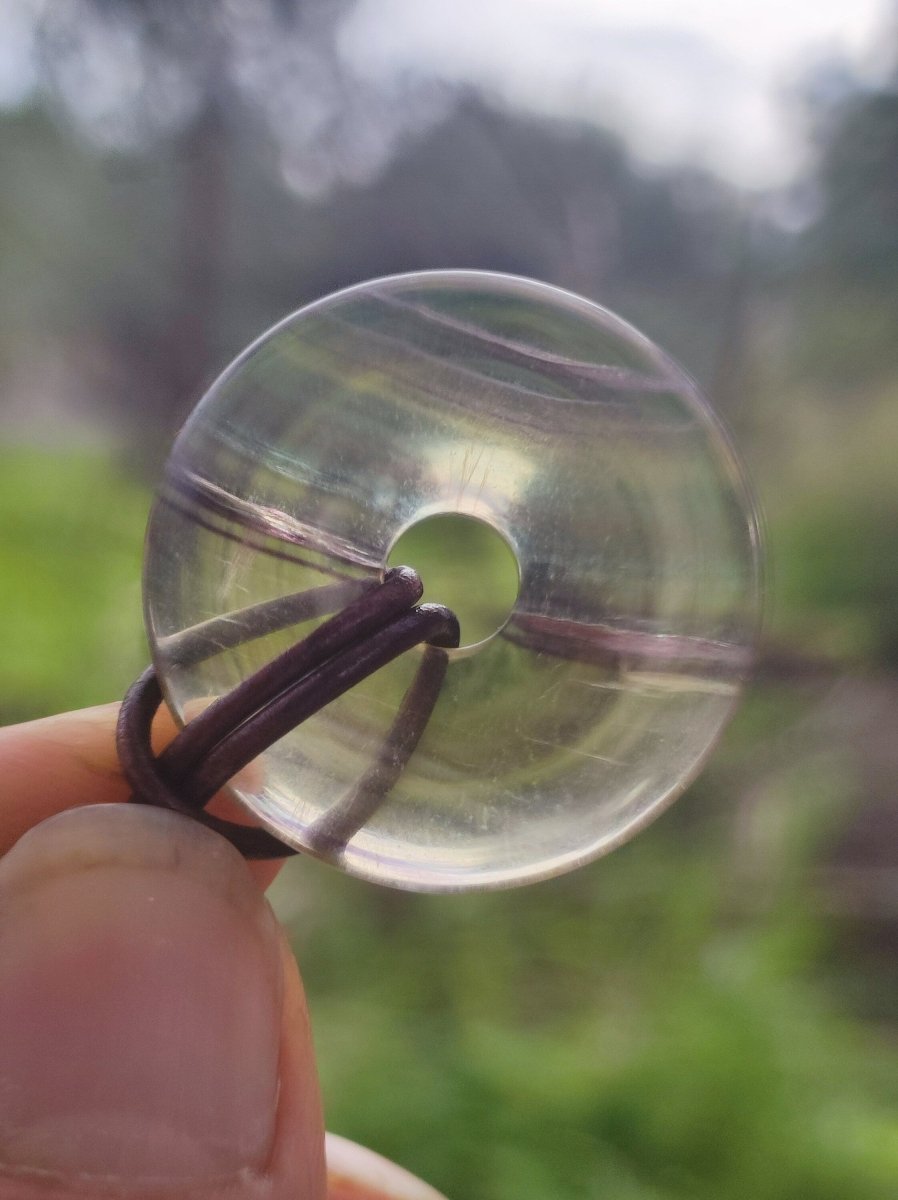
(116, 567, 459, 859)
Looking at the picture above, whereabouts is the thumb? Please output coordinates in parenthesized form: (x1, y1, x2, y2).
(0, 803, 326, 1199)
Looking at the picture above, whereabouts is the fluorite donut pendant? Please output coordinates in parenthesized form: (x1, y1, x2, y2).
(135, 271, 761, 892)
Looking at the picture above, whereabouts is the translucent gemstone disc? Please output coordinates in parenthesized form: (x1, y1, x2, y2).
(143, 271, 762, 891)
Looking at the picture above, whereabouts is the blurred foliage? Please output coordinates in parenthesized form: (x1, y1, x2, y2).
(388, 514, 521, 647)
(1, 4, 898, 1198)
(0, 448, 148, 723)
(284, 741, 898, 1200)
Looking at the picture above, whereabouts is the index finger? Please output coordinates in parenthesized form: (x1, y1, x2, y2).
(0, 705, 284, 888)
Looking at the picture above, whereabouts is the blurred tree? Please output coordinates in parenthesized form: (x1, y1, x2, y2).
(807, 48, 898, 286)
(32, 0, 358, 436)
(0, 0, 744, 449)
(791, 39, 898, 386)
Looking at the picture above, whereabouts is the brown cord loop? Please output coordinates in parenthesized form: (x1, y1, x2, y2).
(116, 568, 460, 859)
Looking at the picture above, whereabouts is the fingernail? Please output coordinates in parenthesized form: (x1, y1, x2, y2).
(0, 804, 283, 1185)
(326, 1134, 449, 1200)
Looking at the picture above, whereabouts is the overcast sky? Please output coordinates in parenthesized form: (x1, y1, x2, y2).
(341, 0, 891, 187)
(0, 0, 891, 190)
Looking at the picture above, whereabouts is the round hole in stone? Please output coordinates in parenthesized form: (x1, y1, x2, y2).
(387, 513, 520, 650)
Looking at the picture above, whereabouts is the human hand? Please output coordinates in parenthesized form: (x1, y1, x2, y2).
(0, 705, 446, 1200)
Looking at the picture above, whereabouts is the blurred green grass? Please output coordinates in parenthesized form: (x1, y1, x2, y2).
(0, 447, 149, 722)
(388, 512, 520, 647)
(287, 760, 898, 1199)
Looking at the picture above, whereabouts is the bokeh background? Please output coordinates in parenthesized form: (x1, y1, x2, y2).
(2, 2, 898, 1196)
